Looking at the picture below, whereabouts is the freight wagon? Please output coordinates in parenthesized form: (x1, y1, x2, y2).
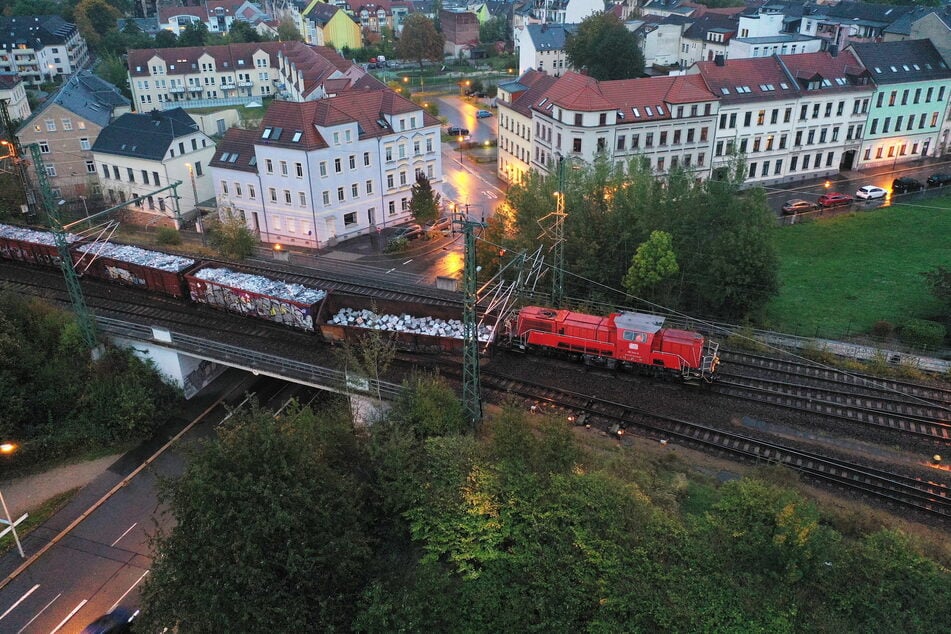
(185, 264, 327, 332)
(0, 224, 76, 266)
(316, 292, 495, 354)
(72, 242, 197, 298)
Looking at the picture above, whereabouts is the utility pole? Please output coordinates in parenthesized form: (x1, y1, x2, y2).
(551, 157, 567, 306)
(29, 144, 100, 354)
(461, 218, 484, 426)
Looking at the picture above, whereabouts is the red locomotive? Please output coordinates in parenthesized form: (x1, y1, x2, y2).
(513, 306, 720, 381)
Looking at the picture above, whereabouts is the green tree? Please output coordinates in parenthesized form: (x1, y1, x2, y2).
(227, 20, 261, 43)
(922, 266, 951, 308)
(396, 14, 444, 70)
(209, 211, 257, 259)
(277, 17, 302, 42)
(139, 401, 376, 632)
(622, 230, 679, 306)
(72, 0, 121, 50)
(153, 29, 178, 48)
(177, 21, 209, 47)
(409, 173, 441, 225)
(95, 53, 131, 98)
(334, 316, 397, 409)
(565, 13, 644, 80)
(479, 16, 508, 43)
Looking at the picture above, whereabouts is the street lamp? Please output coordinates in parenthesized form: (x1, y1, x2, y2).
(0, 442, 25, 558)
(185, 163, 206, 246)
(79, 195, 89, 218)
(457, 135, 464, 165)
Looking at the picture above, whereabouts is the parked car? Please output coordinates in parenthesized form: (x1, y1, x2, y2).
(781, 199, 819, 215)
(389, 223, 423, 242)
(446, 126, 470, 137)
(425, 215, 453, 234)
(891, 176, 923, 194)
(817, 192, 854, 208)
(476, 109, 493, 118)
(926, 172, 951, 187)
(855, 185, 887, 200)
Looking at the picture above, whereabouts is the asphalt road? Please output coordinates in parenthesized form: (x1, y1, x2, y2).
(0, 373, 308, 633)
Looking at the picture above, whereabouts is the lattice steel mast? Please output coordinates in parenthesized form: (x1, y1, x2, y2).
(461, 219, 484, 426)
(551, 158, 566, 307)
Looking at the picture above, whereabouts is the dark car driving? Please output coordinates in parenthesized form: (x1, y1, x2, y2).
(926, 172, 951, 187)
(446, 126, 470, 137)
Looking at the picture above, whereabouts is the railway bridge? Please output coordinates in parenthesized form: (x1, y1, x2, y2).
(97, 316, 404, 417)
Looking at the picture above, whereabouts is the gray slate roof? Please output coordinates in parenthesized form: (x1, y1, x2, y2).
(18, 70, 130, 132)
(0, 15, 77, 50)
(849, 39, 951, 85)
(526, 23, 578, 50)
(92, 108, 200, 160)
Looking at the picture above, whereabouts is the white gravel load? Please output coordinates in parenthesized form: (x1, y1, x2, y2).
(328, 307, 493, 341)
(194, 267, 326, 305)
(0, 224, 78, 245)
(76, 242, 195, 272)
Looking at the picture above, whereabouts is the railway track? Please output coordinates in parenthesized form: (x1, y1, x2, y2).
(476, 369, 951, 521)
(715, 350, 951, 443)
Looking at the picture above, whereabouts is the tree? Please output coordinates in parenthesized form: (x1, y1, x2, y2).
(153, 29, 178, 48)
(923, 266, 951, 308)
(227, 20, 261, 43)
(479, 16, 508, 44)
(409, 173, 441, 225)
(177, 21, 209, 47)
(72, 0, 121, 50)
(209, 210, 257, 259)
(396, 14, 444, 70)
(623, 230, 679, 306)
(565, 12, 644, 80)
(138, 401, 377, 632)
(277, 17, 302, 42)
(334, 315, 397, 409)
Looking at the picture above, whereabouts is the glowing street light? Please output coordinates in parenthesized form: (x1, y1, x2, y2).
(0, 442, 25, 558)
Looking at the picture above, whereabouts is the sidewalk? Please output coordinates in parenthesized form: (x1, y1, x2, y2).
(0, 455, 122, 520)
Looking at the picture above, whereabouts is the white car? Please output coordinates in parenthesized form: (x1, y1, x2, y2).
(855, 185, 887, 200)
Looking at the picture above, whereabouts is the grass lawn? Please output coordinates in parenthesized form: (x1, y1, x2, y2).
(765, 196, 951, 338)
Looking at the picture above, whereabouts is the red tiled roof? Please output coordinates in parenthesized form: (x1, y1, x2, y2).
(128, 41, 308, 77)
(529, 72, 717, 120)
(778, 50, 871, 93)
(693, 56, 800, 103)
(506, 70, 558, 117)
(209, 127, 260, 172)
(158, 6, 205, 21)
(257, 100, 326, 150)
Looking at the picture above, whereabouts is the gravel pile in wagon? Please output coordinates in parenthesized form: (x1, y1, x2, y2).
(329, 307, 493, 341)
(76, 242, 195, 272)
(0, 224, 77, 244)
(194, 267, 326, 304)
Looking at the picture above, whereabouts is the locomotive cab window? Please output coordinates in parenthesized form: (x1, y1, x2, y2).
(621, 331, 648, 343)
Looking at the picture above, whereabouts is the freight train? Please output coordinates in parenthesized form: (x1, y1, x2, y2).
(0, 224, 719, 381)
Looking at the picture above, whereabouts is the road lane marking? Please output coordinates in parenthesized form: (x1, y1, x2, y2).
(17, 593, 59, 634)
(0, 584, 39, 621)
(111, 522, 138, 547)
(110, 570, 149, 613)
(50, 599, 86, 633)
(386, 268, 395, 273)
(403, 259, 413, 265)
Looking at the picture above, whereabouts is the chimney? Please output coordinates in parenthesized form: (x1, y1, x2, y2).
(714, 54, 725, 66)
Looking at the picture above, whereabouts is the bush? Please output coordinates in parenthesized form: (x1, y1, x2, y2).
(899, 318, 946, 350)
(870, 320, 894, 341)
(155, 227, 182, 246)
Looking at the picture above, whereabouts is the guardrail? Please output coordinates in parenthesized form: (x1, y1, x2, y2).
(96, 316, 405, 401)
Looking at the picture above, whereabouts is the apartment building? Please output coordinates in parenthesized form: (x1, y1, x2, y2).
(516, 23, 577, 76)
(498, 71, 719, 183)
(0, 15, 89, 86)
(16, 71, 131, 200)
(127, 41, 374, 109)
(497, 71, 557, 185)
(0, 73, 31, 121)
(692, 51, 874, 185)
(209, 89, 442, 249)
(299, 1, 362, 50)
(158, 0, 268, 35)
(92, 109, 216, 227)
(847, 39, 951, 169)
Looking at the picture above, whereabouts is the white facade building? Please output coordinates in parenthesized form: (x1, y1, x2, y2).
(92, 109, 216, 227)
(210, 90, 443, 249)
(0, 15, 89, 86)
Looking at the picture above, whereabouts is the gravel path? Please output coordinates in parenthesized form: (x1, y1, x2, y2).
(0, 455, 122, 518)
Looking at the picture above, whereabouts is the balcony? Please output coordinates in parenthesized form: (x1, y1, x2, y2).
(169, 86, 185, 93)
(188, 85, 203, 92)
(221, 83, 237, 91)
(238, 80, 253, 87)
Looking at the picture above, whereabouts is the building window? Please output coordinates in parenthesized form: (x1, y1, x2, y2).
(80, 137, 90, 150)
(221, 180, 229, 195)
(748, 162, 756, 178)
(401, 197, 408, 211)
(283, 190, 291, 204)
(399, 171, 407, 186)
(744, 112, 752, 126)
(572, 138, 582, 153)
(45, 119, 56, 131)
(574, 113, 582, 125)
(319, 162, 327, 177)
(344, 212, 357, 226)
(265, 159, 273, 174)
(388, 201, 395, 215)
(85, 160, 95, 173)
(352, 183, 359, 198)
(127, 168, 135, 182)
(235, 183, 242, 196)
(366, 180, 373, 195)
(334, 158, 342, 173)
(269, 187, 277, 202)
(39, 141, 50, 153)
(299, 192, 306, 206)
(757, 110, 765, 125)
(323, 191, 330, 205)
(45, 164, 57, 177)
(248, 185, 256, 199)
(350, 155, 356, 169)
(364, 152, 371, 166)
(387, 174, 394, 188)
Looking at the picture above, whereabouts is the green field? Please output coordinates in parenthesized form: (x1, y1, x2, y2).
(765, 197, 951, 338)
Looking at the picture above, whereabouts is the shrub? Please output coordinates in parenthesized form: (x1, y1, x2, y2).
(899, 318, 946, 350)
(155, 227, 182, 246)
(870, 320, 893, 341)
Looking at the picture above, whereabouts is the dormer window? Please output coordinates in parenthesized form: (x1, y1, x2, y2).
(262, 127, 272, 139)
(292, 130, 303, 142)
